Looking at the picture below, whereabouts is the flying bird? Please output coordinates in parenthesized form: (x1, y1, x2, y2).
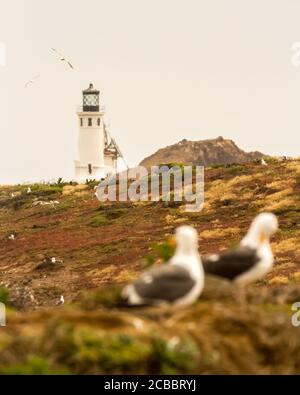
(122, 225, 204, 307)
(202, 213, 278, 300)
(51, 48, 74, 69)
(25, 75, 40, 88)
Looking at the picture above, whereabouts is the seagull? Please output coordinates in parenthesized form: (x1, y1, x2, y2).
(202, 213, 278, 300)
(49, 200, 60, 208)
(29, 292, 35, 303)
(27, 187, 31, 194)
(122, 225, 204, 307)
(51, 257, 63, 264)
(51, 48, 74, 69)
(11, 193, 15, 198)
(56, 295, 64, 305)
(25, 75, 40, 88)
(261, 158, 267, 166)
(32, 200, 59, 208)
(35, 256, 63, 270)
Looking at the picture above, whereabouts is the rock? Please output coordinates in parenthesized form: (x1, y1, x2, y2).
(140, 137, 264, 168)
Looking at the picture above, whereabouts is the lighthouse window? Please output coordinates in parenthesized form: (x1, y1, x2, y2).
(88, 118, 92, 126)
(88, 164, 92, 174)
(80, 118, 83, 127)
(97, 118, 100, 126)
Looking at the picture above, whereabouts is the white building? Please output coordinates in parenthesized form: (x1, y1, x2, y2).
(74, 83, 120, 182)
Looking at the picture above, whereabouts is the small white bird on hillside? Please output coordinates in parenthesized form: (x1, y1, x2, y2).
(8, 234, 15, 240)
(56, 295, 64, 305)
(261, 158, 267, 166)
(51, 257, 63, 264)
(122, 225, 204, 307)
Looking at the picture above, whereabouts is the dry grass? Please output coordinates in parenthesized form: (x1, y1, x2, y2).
(205, 175, 258, 207)
(226, 174, 255, 188)
(291, 272, 300, 282)
(114, 268, 138, 282)
(265, 198, 296, 212)
(265, 188, 294, 202)
(273, 262, 296, 272)
(205, 183, 238, 204)
(200, 227, 240, 240)
(266, 179, 296, 191)
(202, 200, 213, 212)
(219, 192, 238, 202)
(286, 161, 300, 174)
(251, 172, 265, 178)
(273, 238, 298, 255)
(268, 275, 289, 286)
(263, 187, 296, 211)
(62, 184, 89, 196)
(165, 214, 187, 224)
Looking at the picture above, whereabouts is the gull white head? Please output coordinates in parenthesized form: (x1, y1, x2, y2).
(241, 213, 278, 248)
(174, 225, 199, 255)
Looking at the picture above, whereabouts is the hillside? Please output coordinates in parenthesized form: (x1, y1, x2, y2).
(1, 158, 300, 373)
(140, 136, 264, 167)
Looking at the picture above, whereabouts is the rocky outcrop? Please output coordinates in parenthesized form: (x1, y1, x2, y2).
(140, 136, 264, 167)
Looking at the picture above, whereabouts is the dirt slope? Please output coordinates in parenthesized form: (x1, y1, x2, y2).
(0, 158, 300, 373)
(0, 158, 300, 308)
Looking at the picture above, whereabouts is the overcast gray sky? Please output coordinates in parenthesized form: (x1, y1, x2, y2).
(0, 0, 300, 184)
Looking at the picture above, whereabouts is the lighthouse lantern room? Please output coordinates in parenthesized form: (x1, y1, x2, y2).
(75, 83, 119, 182)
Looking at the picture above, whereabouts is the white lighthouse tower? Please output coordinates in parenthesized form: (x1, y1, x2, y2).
(75, 83, 119, 182)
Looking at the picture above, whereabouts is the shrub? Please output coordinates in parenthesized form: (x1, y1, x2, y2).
(2, 356, 69, 375)
(225, 164, 246, 175)
(150, 336, 200, 374)
(144, 240, 176, 267)
(90, 214, 110, 227)
(0, 288, 9, 304)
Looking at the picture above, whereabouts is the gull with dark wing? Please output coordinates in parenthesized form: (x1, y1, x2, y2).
(122, 225, 204, 307)
(202, 213, 278, 298)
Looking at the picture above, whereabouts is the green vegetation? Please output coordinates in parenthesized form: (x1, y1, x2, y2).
(0, 319, 201, 374)
(3, 356, 70, 375)
(79, 285, 124, 309)
(89, 213, 110, 227)
(225, 164, 247, 175)
(144, 240, 176, 267)
(0, 288, 9, 304)
(85, 179, 99, 189)
(151, 336, 200, 374)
